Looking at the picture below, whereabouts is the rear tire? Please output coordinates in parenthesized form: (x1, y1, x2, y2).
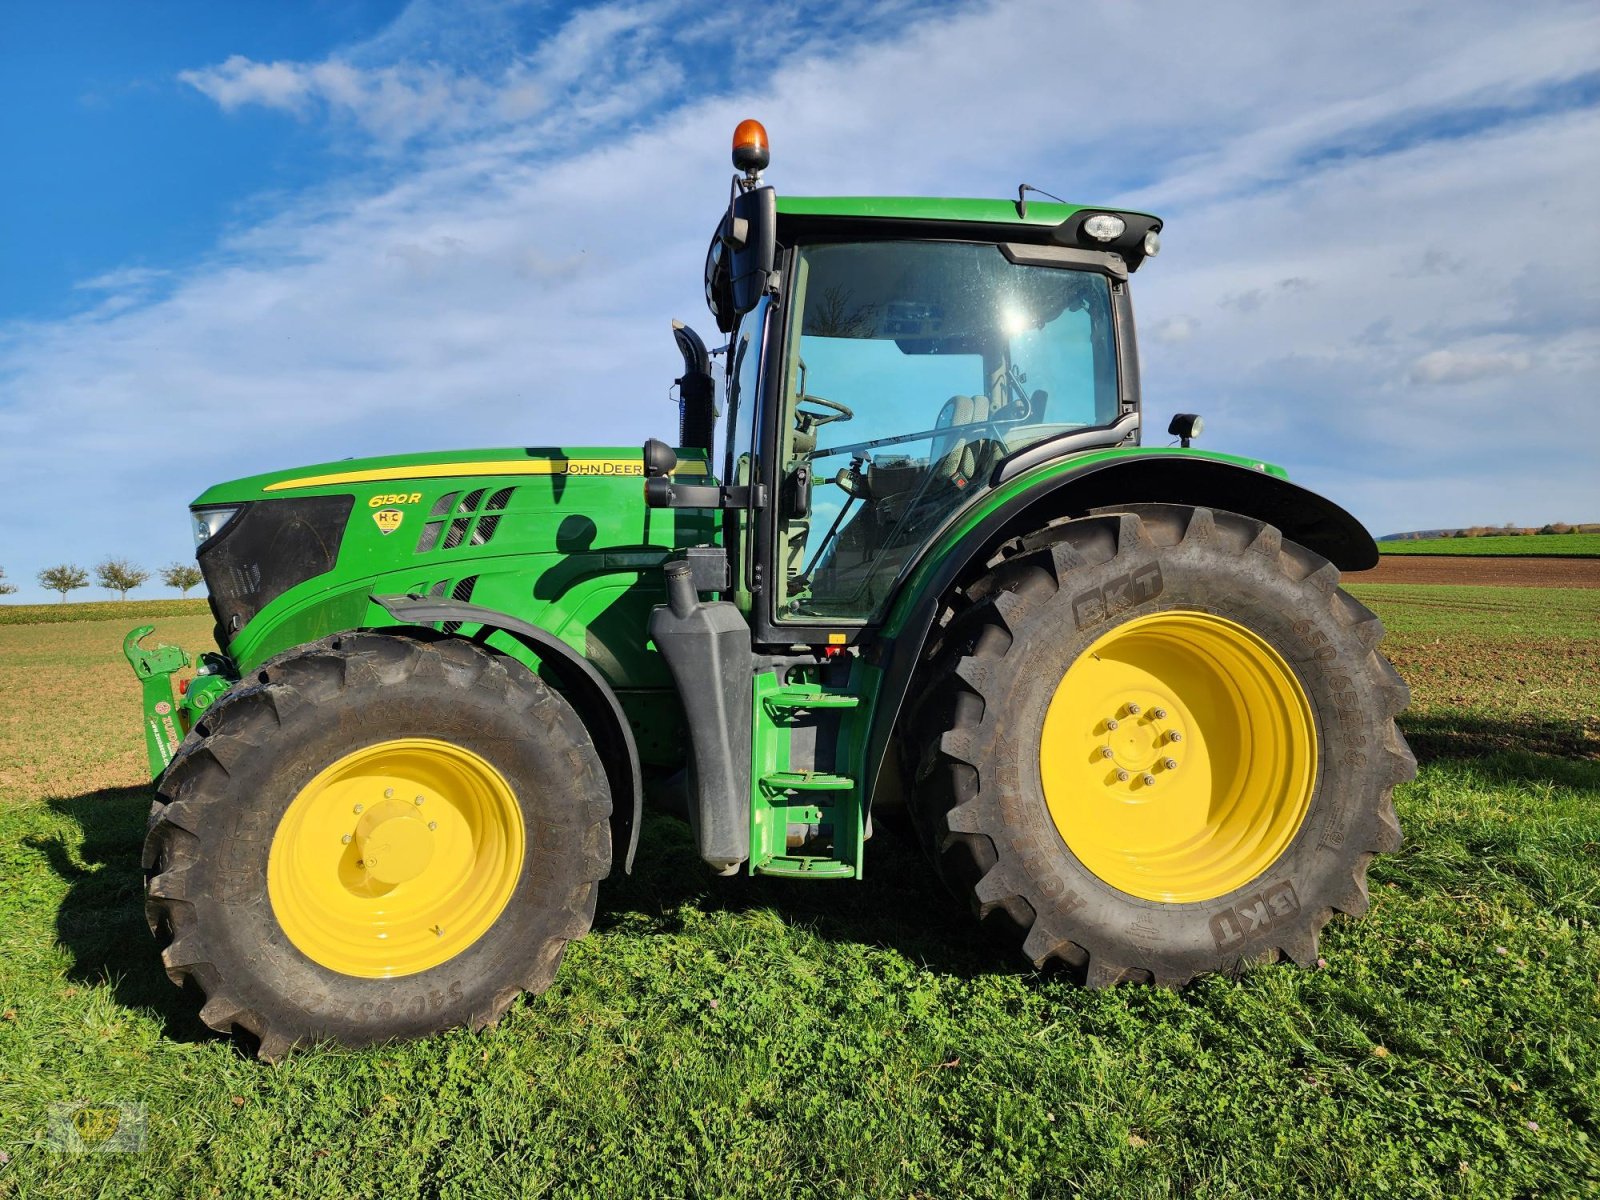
(907, 505, 1414, 986)
(144, 632, 611, 1058)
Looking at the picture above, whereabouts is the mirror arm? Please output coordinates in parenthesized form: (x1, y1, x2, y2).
(645, 479, 768, 510)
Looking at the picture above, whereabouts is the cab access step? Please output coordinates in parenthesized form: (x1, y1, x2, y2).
(649, 559, 866, 880)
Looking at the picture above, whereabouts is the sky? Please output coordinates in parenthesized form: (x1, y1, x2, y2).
(1, 0, 1596, 603)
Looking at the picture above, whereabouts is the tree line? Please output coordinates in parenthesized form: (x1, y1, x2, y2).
(1387, 522, 1598, 540)
(0, 560, 203, 602)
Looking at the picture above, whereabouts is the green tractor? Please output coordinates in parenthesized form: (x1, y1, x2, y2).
(127, 121, 1413, 1058)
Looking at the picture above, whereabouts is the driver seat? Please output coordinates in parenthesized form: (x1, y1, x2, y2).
(930, 392, 1002, 488)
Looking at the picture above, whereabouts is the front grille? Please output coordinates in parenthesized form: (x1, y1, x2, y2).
(415, 486, 516, 554)
(199, 496, 354, 642)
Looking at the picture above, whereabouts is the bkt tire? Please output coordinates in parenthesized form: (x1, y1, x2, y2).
(143, 632, 610, 1059)
(908, 504, 1414, 986)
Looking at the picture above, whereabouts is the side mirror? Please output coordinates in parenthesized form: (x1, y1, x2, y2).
(726, 185, 776, 316)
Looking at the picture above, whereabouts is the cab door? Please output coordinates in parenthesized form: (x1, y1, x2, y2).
(721, 295, 773, 614)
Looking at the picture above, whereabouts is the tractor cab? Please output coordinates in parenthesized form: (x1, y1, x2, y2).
(653, 120, 1161, 646)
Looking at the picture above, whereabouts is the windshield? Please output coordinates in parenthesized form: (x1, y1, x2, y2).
(777, 240, 1120, 621)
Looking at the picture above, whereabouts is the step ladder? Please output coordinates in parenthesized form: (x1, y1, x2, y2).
(749, 673, 866, 879)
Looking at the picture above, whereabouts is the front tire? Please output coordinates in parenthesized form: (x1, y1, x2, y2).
(908, 505, 1414, 986)
(144, 632, 611, 1058)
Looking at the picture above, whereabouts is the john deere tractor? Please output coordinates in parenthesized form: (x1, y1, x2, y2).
(127, 121, 1413, 1058)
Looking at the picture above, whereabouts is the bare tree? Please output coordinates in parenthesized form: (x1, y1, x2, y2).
(95, 557, 150, 601)
(809, 284, 879, 337)
(38, 564, 90, 602)
(160, 562, 204, 596)
(0, 566, 16, 596)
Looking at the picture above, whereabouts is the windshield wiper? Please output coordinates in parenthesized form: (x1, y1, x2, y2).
(810, 414, 1023, 461)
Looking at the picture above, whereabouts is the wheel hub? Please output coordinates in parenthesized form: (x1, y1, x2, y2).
(353, 799, 436, 886)
(1099, 699, 1183, 790)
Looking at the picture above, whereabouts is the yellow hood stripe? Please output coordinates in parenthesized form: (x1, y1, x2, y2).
(263, 458, 708, 492)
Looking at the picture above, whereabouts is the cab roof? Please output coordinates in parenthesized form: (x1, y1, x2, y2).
(775, 195, 1158, 228)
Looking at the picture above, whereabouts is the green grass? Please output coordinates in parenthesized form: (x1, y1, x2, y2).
(1379, 534, 1600, 557)
(1, 599, 1596, 1198)
(0, 599, 208, 626)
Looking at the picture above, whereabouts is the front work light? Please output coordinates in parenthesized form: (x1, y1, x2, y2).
(192, 507, 239, 548)
(1144, 230, 1161, 257)
(1082, 213, 1126, 242)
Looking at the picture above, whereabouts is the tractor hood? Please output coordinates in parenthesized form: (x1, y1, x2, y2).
(191, 445, 708, 508)
(187, 445, 713, 669)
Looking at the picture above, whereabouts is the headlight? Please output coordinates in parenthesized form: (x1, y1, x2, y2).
(1083, 214, 1126, 242)
(192, 507, 240, 548)
(1143, 230, 1161, 257)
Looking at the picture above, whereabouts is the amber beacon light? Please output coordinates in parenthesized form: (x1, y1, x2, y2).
(732, 119, 770, 175)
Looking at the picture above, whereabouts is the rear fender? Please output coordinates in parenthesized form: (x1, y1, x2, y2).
(371, 594, 643, 875)
(862, 455, 1377, 812)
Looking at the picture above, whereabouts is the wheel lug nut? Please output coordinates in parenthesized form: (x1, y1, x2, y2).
(1105, 718, 1119, 731)
(414, 795, 425, 806)
(1142, 774, 1156, 787)
(384, 788, 394, 799)
(1164, 758, 1178, 771)
(1100, 747, 1115, 759)
(428, 821, 438, 831)
(352, 804, 364, 814)
(1168, 731, 1182, 743)
(1116, 769, 1130, 782)
(341, 834, 352, 845)
(1152, 707, 1167, 720)
(1126, 703, 1141, 716)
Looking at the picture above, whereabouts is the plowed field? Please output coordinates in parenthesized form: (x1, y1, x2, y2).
(1355, 555, 1600, 587)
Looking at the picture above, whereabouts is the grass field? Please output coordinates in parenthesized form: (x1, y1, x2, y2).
(1379, 534, 1600, 558)
(1, 591, 1596, 1197)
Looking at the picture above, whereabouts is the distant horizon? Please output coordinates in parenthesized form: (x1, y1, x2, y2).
(8, 516, 1600, 606)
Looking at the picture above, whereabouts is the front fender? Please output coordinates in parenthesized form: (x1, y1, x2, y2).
(371, 594, 643, 875)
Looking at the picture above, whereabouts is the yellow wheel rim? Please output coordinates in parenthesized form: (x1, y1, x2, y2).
(1039, 611, 1316, 903)
(267, 738, 525, 978)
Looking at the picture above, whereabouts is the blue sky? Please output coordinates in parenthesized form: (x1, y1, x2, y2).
(1, 0, 1596, 603)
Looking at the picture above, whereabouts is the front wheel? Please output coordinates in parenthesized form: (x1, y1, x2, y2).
(144, 632, 611, 1058)
(907, 504, 1414, 986)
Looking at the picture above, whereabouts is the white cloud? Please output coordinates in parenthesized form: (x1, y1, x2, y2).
(2, 0, 1598, 599)
(179, 55, 320, 113)
(178, 54, 509, 144)
(1152, 316, 1198, 343)
(1407, 348, 1534, 385)
(73, 266, 168, 292)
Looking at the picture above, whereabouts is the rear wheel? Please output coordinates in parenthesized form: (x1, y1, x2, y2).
(144, 632, 611, 1058)
(908, 504, 1413, 985)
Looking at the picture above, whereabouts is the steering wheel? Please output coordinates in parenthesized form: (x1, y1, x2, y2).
(796, 392, 854, 429)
